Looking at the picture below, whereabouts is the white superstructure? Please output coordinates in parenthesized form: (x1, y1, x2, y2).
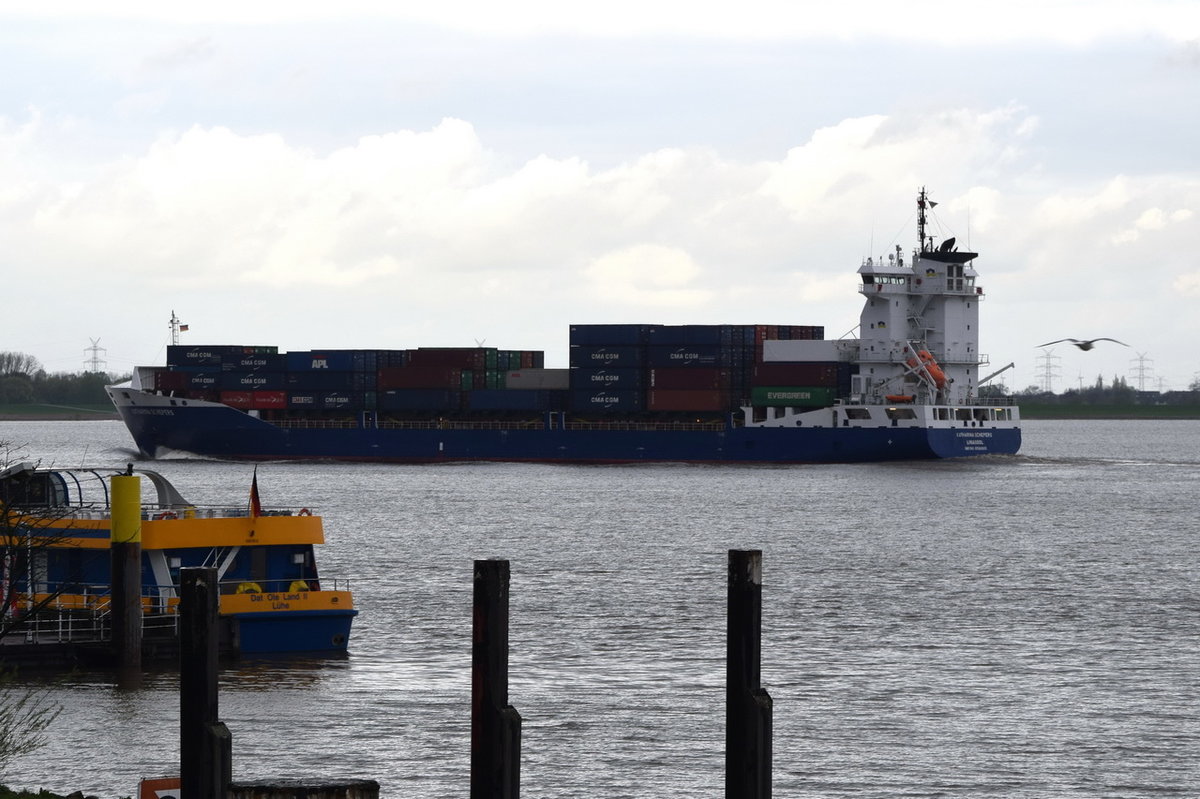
(852, 188, 987, 406)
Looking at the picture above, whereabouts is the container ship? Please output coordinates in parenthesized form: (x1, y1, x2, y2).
(108, 190, 1021, 463)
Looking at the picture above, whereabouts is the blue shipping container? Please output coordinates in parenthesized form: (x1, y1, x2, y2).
(568, 389, 643, 413)
(284, 371, 361, 391)
(285, 351, 368, 371)
(646, 345, 729, 368)
(378, 389, 462, 412)
(568, 324, 650, 347)
(646, 325, 732, 347)
(221, 353, 288, 372)
(218, 371, 287, 391)
(569, 368, 644, 390)
(184, 372, 221, 389)
(466, 389, 558, 412)
(569, 346, 644, 369)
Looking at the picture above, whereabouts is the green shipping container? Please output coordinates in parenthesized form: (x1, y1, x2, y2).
(750, 386, 837, 407)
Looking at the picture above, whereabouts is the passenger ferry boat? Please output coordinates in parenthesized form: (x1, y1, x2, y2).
(107, 188, 1020, 463)
(0, 462, 356, 659)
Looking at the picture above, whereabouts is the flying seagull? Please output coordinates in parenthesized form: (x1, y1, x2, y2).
(1036, 337, 1128, 351)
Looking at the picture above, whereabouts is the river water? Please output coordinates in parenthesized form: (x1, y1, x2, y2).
(1, 419, 1198, 798)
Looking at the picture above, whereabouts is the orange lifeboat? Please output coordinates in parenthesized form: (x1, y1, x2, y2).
(905, 350, 947, 389)
(885, 394, 914, 403)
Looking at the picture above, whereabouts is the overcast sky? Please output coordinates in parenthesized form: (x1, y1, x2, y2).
(2, 2, 1198, 392)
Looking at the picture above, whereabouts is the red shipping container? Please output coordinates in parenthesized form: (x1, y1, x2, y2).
(219, 391, 255, 408)
(154, 369, 190, 391)
(648, 367, 731, 390)
(646, 389, 729, 412)
(378, 366, 463, 390)
(252, 390, 288, 408)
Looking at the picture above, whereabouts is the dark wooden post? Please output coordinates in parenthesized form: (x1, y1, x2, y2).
(726, 549, 772, 799)
(471, 559, 521, 799)
(109, 472, 142, 679)
(180, 567, 232, 799)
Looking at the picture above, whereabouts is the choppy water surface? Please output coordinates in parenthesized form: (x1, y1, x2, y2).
(2, 419, 1198, 797)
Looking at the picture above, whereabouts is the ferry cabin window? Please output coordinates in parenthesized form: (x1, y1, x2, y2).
(0, 473, 66, 507)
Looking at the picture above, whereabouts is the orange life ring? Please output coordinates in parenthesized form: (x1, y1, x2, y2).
(298, 508, 312, 516)
(154, 511, 178, 520)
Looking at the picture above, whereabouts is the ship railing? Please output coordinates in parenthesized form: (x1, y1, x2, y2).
(434, 419, 545, 431)
(563, 419, 727, 432)
(965, 396, 1018, 406)
(273, 418, 361, 430)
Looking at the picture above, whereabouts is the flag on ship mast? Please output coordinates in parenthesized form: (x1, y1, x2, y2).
(249, 466, 262, 518)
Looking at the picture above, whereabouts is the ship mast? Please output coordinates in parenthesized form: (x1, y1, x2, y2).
(169, 310, 182, 345)
(917, 186, 930, 252)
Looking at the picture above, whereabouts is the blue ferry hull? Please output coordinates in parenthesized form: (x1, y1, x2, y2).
(118, 403, 1020, 463)
(231, 610, 356, 655)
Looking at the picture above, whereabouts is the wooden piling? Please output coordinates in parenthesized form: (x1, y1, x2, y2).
(726, 549, 772, 799)
(180, 567, 232, 799)
(109, 472, 142, 678)
(471, 559, 521, 799)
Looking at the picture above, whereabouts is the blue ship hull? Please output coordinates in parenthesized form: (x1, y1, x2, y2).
(117, 402, 1021, 463)
(231, 610, 356, 655)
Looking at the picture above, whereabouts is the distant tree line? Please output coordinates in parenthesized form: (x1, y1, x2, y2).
(984, 373, 1200, 405)
(0, 351, 127, 405)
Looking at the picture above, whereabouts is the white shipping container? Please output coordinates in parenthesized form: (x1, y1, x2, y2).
(762, 340, 842, 362)
(505, 368, 570, 390)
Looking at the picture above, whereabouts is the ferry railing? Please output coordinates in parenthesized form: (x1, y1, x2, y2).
(3, 575, 352, 647)
(142, 505, 318, 519)
(3, 584, 179, 645)
(217, 577, 351, 594)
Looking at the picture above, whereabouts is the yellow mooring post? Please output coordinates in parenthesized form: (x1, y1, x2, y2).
(110, 471, 142, 676)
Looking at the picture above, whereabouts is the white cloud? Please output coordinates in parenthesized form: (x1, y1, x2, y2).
(583, 244, 712, 307)
(1111, 205, 1195, 244)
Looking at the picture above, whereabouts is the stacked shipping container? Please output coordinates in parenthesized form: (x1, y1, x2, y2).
(157, 325, 848, 420)
(164, 345, 548, 414)
(567, 323, 834, 413)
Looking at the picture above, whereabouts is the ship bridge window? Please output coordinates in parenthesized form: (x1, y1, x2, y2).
(844, 408, 872, 420)
(885, 408, 918, 420)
